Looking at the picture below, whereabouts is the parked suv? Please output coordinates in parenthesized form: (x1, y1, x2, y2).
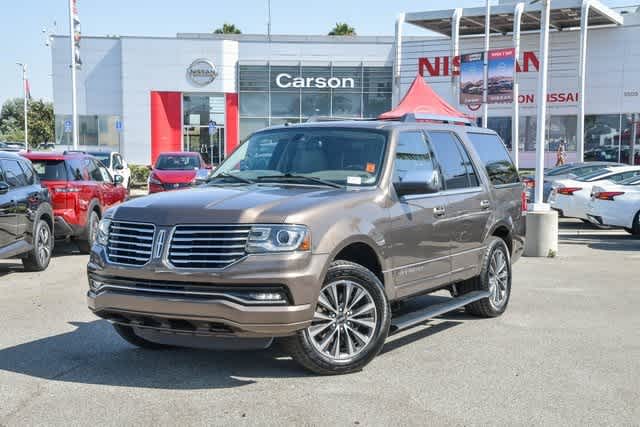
(22, 152, 127, 253)
(0, 151, 54, 271)
(87, 116, 525, 374)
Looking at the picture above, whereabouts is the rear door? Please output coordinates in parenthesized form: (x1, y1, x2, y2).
(0, 161, 17, 247)
(427, 130, 490, 280)
(386, 130, 451, 297)
(0, 158, 30, 239)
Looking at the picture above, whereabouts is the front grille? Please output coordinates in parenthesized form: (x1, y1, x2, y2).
(163, 182, 192, 190)
(168, 224, 250, 269)
(106, 221, 155, 266)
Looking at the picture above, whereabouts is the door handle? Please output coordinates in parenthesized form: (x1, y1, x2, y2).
(480, 200, 491, 210)
(433, 206, 446, 218)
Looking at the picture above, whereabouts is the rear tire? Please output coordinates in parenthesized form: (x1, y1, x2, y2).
(631, 211, 640, 237)
(77, 210, 99, 254)
(464, 237, 512, 318)
(22, 219, 53, 272)
(281, 260, 390, 375)
(112, 324, 172, 349)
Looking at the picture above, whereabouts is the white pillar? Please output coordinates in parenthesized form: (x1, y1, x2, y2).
(68, 0, 79, 149)
(392, 13, 406, 107)
(512, 2, 525, 169)
(533, 0, 551, 210)
(482, 0, 491, 128)
(576, 0, 592, 163)
(451, 8, 463, 103)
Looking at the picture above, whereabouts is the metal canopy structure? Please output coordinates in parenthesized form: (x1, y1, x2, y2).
(404, 0, 624, 36)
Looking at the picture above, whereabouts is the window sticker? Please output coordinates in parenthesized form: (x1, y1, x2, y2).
(347, 176, 362, 185)
(366, 163, 376, 174)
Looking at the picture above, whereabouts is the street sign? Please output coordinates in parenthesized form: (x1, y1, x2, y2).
(64, 119, 72, 133)
(208, 121, 216, 134)
(115, 119, 123, 132)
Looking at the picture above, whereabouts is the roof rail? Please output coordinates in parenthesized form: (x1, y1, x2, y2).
(397, 113, 474, 126)
(306, 116, 377, 123)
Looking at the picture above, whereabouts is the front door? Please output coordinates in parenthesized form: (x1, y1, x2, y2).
(0, 167, 16, 246)
(385, 130, 451, 298)
(184, 126, 225, 166)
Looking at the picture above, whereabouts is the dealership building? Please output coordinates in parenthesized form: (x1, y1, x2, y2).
(51, 1, 640, 167)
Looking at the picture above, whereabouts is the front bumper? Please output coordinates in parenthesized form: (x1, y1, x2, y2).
(87, 245, 329, 338)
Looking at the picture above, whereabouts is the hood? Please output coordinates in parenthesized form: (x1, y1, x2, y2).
(111, 184, 370, 225)
(152, 169, 197, 183)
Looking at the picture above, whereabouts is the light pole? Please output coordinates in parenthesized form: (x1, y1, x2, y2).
(16, 62, 28, 150)
(68, 0, 79, 149)
(482, 0, 490, 128)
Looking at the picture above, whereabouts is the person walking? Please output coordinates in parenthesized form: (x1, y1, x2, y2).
(556, 140, 567, 167)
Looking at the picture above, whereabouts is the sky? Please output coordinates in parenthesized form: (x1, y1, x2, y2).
(0, 0, 635, 107)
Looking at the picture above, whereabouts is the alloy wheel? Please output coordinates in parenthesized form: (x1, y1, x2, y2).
(306, 280, 378, 362)
(37, 223, 51, 266)
(488, 249, 509, 309)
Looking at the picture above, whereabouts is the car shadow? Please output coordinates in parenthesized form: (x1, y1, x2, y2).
(0, 241, 83, 278)
(0, 307, 467, 388)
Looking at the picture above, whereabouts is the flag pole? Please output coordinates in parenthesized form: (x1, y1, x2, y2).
(16, 62, 28, 150)
(68, 0, 79, 149)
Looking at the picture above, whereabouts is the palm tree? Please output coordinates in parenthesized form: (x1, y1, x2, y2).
(328, 23, 356, 36)
(214, 23, 242, 34)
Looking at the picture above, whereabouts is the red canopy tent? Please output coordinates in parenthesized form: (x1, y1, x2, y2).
(379, 74, 469, 121)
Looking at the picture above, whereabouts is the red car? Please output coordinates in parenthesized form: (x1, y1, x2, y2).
(21, 151, 127, 253)
(148, 152, 210, 193)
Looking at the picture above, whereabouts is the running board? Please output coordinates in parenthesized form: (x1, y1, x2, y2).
(390, 290, 490, 333)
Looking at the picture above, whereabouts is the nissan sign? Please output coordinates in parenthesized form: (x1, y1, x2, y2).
(275, 73, 355, 89)
(187, 59, 217, 86)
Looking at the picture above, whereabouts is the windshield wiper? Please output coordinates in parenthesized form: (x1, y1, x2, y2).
(208, 173, 255, 184)
(257, 173, 343, 188)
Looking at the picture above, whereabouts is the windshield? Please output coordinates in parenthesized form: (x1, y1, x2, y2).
(155, 154, 200, 170)
(210, 128, 388, 186)
(89, 153, 110, 168)
(547, 163, 577, 176)
(576, 170, 615, 182)
(620, 175, 640, 185)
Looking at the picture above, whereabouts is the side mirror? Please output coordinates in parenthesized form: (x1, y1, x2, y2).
(113, 175, 124, 185)
(147, 165, 153, 170)
(0, 182, 9, 195)
(394, 170, 440, 197)
(115, 164, 124, 170)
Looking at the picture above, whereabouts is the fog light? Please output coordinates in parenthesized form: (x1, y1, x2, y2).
(248, 292, 285, 301)
(89, 279, 103, 291)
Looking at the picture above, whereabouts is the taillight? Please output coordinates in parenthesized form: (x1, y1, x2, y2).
(522, 177, 535, 188)
(594, 191, 625, 201)
(557, 187, 582, 196)
(521, 190, 528, 212)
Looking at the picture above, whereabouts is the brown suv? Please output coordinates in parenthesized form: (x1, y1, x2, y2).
(87, 115, 525, 375)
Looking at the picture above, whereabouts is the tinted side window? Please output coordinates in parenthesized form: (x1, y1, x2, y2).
(19, 160, 35, 185)
(86, 159, 103, 182)
(393, 131, 437, 185)
(428, 131, 477, 190)
(67, 159, 88, 181)
(466, 133, 519, 185)
(112, 154, 123, 169)
(0, 159, 28, 188)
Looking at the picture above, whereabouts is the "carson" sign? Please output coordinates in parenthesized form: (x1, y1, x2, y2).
(275, 73, 355, 89)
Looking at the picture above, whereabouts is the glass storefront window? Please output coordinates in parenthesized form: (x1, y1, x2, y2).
(271, 92, 301, 117)
(302, 92, 330, 117)
(332, 92, 361, 117)
(240, 92, 268, 117)
(363, 92, 391, 118)
(548, 115, 577, 152)
(54, 114, 120, 148)
(487, 117, 512, 150)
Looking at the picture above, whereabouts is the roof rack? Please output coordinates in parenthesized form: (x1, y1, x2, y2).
(396, 113, 474, 126)
(63, 150, 87, 155)
(305, 116, 378, 123)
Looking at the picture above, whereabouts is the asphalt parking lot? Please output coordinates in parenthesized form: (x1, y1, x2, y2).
(1, 220, 638, 426)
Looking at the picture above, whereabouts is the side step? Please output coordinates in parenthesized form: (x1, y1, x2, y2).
(390, 290, 490, 333)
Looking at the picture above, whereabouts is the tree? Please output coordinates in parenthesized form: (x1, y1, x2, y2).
(0, 98, 54, 148)
(214, 23, 242, 34)
(328, 23, 356, 36)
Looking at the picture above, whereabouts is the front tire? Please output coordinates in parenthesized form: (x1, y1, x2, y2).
(464, 237, 512, 318)
(281, 260, 390, 375)
(22, 219, 53, 272)
(77, 210, 99, 254)
(630, 211, 640, 237)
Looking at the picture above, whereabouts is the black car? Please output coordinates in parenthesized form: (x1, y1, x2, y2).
(0, 151, 54, 271)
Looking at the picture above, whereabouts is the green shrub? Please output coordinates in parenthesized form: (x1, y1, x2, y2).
(129, 164, 150, 187)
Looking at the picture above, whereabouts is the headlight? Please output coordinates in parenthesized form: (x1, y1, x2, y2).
(96, 218, 111, 246)
(148, 174, 162, 185)
(245, 225, 310, 253)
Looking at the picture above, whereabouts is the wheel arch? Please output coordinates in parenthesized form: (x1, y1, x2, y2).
(331, 240, 385, 288)
(489, 222, 513, 256)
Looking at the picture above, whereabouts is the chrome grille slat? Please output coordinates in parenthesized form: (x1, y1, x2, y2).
(168, 225, 250, 269)
(106, 221, 155, 266)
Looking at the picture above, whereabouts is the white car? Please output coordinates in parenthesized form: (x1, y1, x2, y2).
(586, 175, 640, 235)
(549, 166, 640, 221)
(88, 150, 132, 189)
